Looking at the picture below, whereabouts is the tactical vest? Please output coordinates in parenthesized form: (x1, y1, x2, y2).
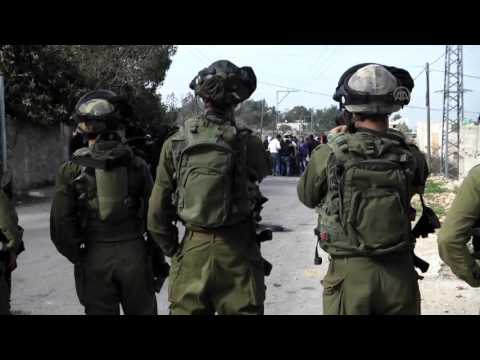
(171, 116, 252, 229)
(317, 129, 417, 257)
(71, 141, 145, 242)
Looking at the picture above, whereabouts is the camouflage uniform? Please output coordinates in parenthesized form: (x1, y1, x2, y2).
(50, 91, 157, 315)
(0, 174, 23, 315)
(51, 145, 157, 315)
(148, 119, 269, 315)
(438, 165, 480, 287)
(298, 64, 429, 315)
(298, 133, 428, 314)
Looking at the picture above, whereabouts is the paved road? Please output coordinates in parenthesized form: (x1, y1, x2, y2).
(11, 176, 326, 315)
(260, 177, 326, 315)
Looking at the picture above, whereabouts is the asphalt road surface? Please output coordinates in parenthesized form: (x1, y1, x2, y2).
(11, 176, 326, 315)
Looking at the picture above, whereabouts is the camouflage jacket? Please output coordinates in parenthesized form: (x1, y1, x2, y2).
(438, 165, 480, 287)
(50, 142, 153, 264)
(297, 128, 429, 208)
(147, 116, 270, 257)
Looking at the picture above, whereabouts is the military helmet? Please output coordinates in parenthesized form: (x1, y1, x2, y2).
(72, 89, 125, 133)
(189, 60, 257, 108)
(333, 63, 414, 115)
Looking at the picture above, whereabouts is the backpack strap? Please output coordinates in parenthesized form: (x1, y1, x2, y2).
(170, 125, 187, 173)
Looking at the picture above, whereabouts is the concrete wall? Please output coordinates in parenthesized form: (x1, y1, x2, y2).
(459, 124, 480, 179)
(6, 116, 69, 193)
(416, 121, 442, 158)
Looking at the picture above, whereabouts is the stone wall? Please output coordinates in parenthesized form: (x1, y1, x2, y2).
(459, 124, 480, 179)
(6, 116, 70, 193)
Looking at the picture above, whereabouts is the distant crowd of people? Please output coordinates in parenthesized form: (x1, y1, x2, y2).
(263, 133, 328, 177)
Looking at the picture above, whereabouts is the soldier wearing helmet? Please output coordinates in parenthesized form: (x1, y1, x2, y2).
(297, 64, 430, 315)
(148, 60, 270, 315)
(50, 90, 161, 315)
(0, 168, 24, 315)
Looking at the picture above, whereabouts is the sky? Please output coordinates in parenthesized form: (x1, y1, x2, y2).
(158, 45, 480, 129)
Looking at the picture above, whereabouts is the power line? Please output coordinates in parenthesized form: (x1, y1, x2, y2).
(259, 80, 480, 114)
(413, 53, 445, 80)
(184, 47, 208, 65)
(311, 46, 338, 80)
(430, 52, 445, 67)
(307, 46, 331, 78)
(413, 69, 426, 80)
(430, 69, 480, 79)
(258, 80, 332, 97)
(190, 46, 211, 62)
(406, 104, 479, 115)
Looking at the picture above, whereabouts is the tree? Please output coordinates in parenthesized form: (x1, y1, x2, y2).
(162, 92, 179, 126)
(58, 45, 177, 127)
(279, 124, 292, 133)
(0, 45, 86, 126)
(235, 99, 275, 130)
(314, 105, 341, 133)
(175, 93, 202, 123)
(0, 45, 178, 128)
(285, 106, 310, 123)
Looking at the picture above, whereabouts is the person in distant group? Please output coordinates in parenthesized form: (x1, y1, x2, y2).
(298, 137, 309, 174)
(268, 134, 282, 176)
(306, 134, 319, 157)
(279, 136, 292, 176)
(263, 136, 269, 150)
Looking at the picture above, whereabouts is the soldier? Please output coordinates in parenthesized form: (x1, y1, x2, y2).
(50, 90, 160, 315)
(0, 170, 24, 315)
(148, 60, 270, 315)
(437, 167, 480, 287)
(298, 63, 429, 315)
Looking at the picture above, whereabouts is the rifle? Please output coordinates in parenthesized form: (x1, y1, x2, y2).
(313, 229, 323, 265)
(411, 194, 441, 273)
(251, 181, 274, 276)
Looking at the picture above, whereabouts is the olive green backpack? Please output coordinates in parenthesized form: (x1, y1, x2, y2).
(317, 129, 417, 257)
(171, 117, 251, 228)
(72, 141, 134, 223)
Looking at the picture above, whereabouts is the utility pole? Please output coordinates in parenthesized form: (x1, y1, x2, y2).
(0, 73, 7, 173)
(426, 62, 431, 168)
(275, 90, 298, 135)
(260, 99, 265, 139)
(310, 109, 314, 134)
